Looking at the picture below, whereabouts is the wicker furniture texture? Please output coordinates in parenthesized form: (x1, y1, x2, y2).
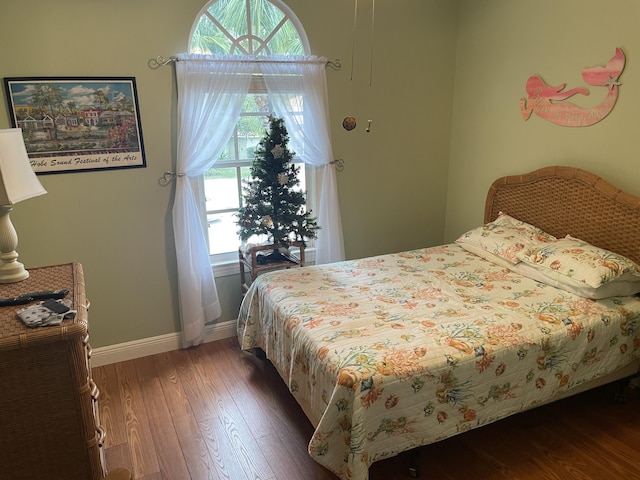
(485, 166, 640, 265)
(0, 263, 129, 480)
(239, 241, 305, 294)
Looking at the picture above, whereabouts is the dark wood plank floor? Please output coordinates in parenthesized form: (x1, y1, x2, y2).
(94, 337, 640, 480)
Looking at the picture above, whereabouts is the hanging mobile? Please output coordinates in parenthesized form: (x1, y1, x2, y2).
(365, 0, 376, 133)
(343, 116, 357, 131)
(343, 0, 358, 131)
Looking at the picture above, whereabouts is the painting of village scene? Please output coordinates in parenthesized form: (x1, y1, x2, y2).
(4, 77, 146, 174)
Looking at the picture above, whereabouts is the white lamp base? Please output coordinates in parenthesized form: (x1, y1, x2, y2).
(0, 259, 29, 283)
(0, 205, 29, 283)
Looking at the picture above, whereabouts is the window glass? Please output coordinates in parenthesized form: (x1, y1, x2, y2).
(191, 0, 310, 262)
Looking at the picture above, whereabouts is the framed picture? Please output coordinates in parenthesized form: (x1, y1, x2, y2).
(3, 76, 146, 174)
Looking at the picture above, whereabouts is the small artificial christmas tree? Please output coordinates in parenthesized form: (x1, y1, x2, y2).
(237, 116, 318, 263)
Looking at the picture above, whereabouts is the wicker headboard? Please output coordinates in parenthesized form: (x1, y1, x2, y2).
(484, 166, 640, 265)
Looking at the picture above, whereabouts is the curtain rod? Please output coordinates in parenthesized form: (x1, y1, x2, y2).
(149, 55, 342, 70)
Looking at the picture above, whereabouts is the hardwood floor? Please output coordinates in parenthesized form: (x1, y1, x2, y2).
(94, 337, 640, 480)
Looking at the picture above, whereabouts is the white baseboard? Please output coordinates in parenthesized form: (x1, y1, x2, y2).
(91, 320, 237, 367)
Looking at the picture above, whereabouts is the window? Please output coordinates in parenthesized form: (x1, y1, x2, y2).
(190, 0, 312, 268)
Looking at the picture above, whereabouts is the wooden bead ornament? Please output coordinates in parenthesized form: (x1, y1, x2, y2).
(342, 116, 357, 131)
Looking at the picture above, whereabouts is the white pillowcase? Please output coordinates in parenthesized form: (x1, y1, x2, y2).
(510, 261, 640, 299)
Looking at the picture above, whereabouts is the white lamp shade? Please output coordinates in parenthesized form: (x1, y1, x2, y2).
(0, 128, 47, 205)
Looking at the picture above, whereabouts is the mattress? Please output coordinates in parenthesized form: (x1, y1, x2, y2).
(237, 244, 640, 480)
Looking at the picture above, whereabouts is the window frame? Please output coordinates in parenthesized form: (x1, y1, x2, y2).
(189, 0, 311, 56)
(189, 0, 315, 275)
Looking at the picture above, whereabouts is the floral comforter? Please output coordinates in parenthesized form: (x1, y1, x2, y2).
(237, 244, 640, 480)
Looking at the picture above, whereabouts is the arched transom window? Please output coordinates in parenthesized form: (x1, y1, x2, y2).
(190, 0, 310, 56)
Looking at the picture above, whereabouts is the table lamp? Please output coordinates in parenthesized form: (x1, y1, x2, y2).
(0, 129, 47, 283)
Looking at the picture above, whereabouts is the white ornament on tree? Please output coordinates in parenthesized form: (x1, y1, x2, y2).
(271, 144, 284, 159)
(277, 172, 289, 185)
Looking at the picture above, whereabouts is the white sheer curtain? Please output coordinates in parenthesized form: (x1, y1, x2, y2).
(174, 54, 253, 347)
(261, 56, 345, 264)
(173, 54, 344, 347)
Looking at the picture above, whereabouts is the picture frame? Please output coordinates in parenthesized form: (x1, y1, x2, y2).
(3, 76, 146, 174)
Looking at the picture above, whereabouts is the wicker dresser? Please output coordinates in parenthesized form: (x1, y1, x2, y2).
(0, 263, 107, 480)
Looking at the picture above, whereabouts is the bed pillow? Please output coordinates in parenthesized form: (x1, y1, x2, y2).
(456, 212, 556, 266)
(516, 235, 640, 292)
(456, 242, 517, 269)
(510, 261, 640, 299)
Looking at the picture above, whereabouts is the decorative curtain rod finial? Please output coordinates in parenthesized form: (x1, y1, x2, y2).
(148, 56, 177, 69)
(326, 59, 342, 70)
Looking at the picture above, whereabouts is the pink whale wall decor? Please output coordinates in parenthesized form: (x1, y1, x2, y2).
(520, 48, 625, 127)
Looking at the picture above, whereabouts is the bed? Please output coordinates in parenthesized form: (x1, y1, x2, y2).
(237, 166, 640, 480)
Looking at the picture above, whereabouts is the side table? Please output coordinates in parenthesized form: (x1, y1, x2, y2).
(239, 242, 305, 294)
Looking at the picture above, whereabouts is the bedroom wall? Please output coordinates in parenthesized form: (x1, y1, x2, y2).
(0, 1, 457, 348)
(445, 0, 640, 241)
